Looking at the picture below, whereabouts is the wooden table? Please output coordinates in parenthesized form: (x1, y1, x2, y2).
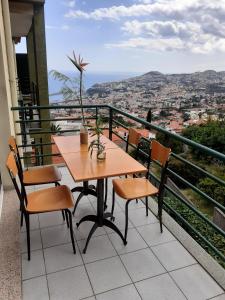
(54, 134, 119, 154)
(54, 135, 147, 253)
(54, 134, 119, 210)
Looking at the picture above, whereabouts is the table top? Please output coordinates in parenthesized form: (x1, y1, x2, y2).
(62, 148, 146, 182)
(53, 134, 119, 154)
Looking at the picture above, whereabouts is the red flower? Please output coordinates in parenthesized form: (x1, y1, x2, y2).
(68, 51, 89, 73)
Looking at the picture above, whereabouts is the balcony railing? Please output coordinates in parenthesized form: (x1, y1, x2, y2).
(11, 104, 225, 268)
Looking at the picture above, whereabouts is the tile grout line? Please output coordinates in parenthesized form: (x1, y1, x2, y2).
(207, 292, 225, 300)
(39, 216, 51, 300)
(102, 197, 144, 300)
(87, 191, 144, 299)
(75, 229, 97, 299)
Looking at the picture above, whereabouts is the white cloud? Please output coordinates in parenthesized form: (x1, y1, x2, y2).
(65, 0, 225, 54)
(63, 1, 76, 8)
(65, 1, 225, 21)
(46, 24, 70, 31)
(122, 20, 201, 39)
(46, 25, 58, 30)
(106, 37, 186, 51)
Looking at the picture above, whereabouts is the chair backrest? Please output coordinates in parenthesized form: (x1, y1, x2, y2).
(148, 140, 171, 192)
(126, 128, 142, 153)
(6, 151, 26, 208)
(8, 136, 18, 154)
(150, 140, 171, 167)
(8, 136, 23, 175)
(6, 151, 19, 178)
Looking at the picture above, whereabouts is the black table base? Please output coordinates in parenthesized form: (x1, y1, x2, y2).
(71, 181, 97, 215)
(76, 179, 127, 253)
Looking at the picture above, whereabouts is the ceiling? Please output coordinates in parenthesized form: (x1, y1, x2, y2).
(9, 1, 44, 38)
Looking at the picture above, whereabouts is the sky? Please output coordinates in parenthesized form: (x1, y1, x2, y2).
(16, 0, 225, 74)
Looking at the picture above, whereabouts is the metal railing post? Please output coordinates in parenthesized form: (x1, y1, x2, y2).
(109, 107, 113, 140)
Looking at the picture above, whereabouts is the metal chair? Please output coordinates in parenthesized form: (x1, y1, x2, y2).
(8, 136, 62, 186)
(6, 151, 76, 260)
(112, 140, 171, 242)
(8, 136, 64, 225)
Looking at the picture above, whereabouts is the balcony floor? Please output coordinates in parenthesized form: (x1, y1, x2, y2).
(20, 167, 225, 300)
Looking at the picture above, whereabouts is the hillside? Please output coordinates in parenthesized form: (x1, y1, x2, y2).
(87, 70, 225, 98)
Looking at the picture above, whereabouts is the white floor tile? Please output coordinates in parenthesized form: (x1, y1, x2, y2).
(21, 214, 39, 232)
(44, 243, 83, 273)
(61, 176, 76, 189)
(109, 228, 147, 255)
(73, 200, 95, 219)
(120, 248, 166, 282)
(39, 211, 65, 228)
(58, 166, 70, 176)
(118, 198, 145, 211)
(128, 207, 158, 227)
(47, 265, 93, 300)
(86, 256, 131, 294)
(211, 295, 225, 300)
(135, 273, 186, 300)
(23, 276, 49, 300)
(170, 264, 224, 300)
(151, 240, 196, 271)
(34, 183, 55, 190)
(75, 220, 106, 241)
(78, 235, 117, 263)
(41, 224, 71, 248)
(96, 284, 141, 300)
(104, 211, 133, 234)
(137, 223, 175, 246)
(22, 250, 45, 280)
(21, 230, 42, 253)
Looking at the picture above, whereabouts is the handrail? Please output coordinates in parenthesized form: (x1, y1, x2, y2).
(108, 105, 225, 162)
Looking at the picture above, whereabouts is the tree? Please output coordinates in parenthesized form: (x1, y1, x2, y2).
(156, 132, 183, 154)
(168, 157, 205, 188)
(182, 120, 225, 157)
(197, 178, 225, 206)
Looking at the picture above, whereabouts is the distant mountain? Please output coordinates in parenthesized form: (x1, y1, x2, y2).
(86, 70, 225, 97)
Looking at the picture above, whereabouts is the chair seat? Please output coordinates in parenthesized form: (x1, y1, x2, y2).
(23, 166, 62, 185)
(26, 185, 74, 213)
(113, 178, 158, 200)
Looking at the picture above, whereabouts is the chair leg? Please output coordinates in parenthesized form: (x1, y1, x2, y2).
(158, 195, 163, 233)
(145, 196, 148, 216)
(72, 191, 85, 216)
(55, 183, 65, 221)
(124, 200, 131, 243)
(20, 210, 24, 227)
(61, 210, 65, 221)
(136, 199, 138, 203)
(104, 178, 108, 210)
(24, 213, 30, 260)
(67, 209, 76, 254)
(65, 210, 69, 228)
(111, 188, 115, 221)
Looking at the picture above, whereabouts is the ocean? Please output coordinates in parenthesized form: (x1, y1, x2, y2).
(48, 71, 140, 102)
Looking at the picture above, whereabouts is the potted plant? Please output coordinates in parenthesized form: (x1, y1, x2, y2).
(88, 117, 106, 160)
(51, 123, 62, 135)
(50, 51, 89, 143)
